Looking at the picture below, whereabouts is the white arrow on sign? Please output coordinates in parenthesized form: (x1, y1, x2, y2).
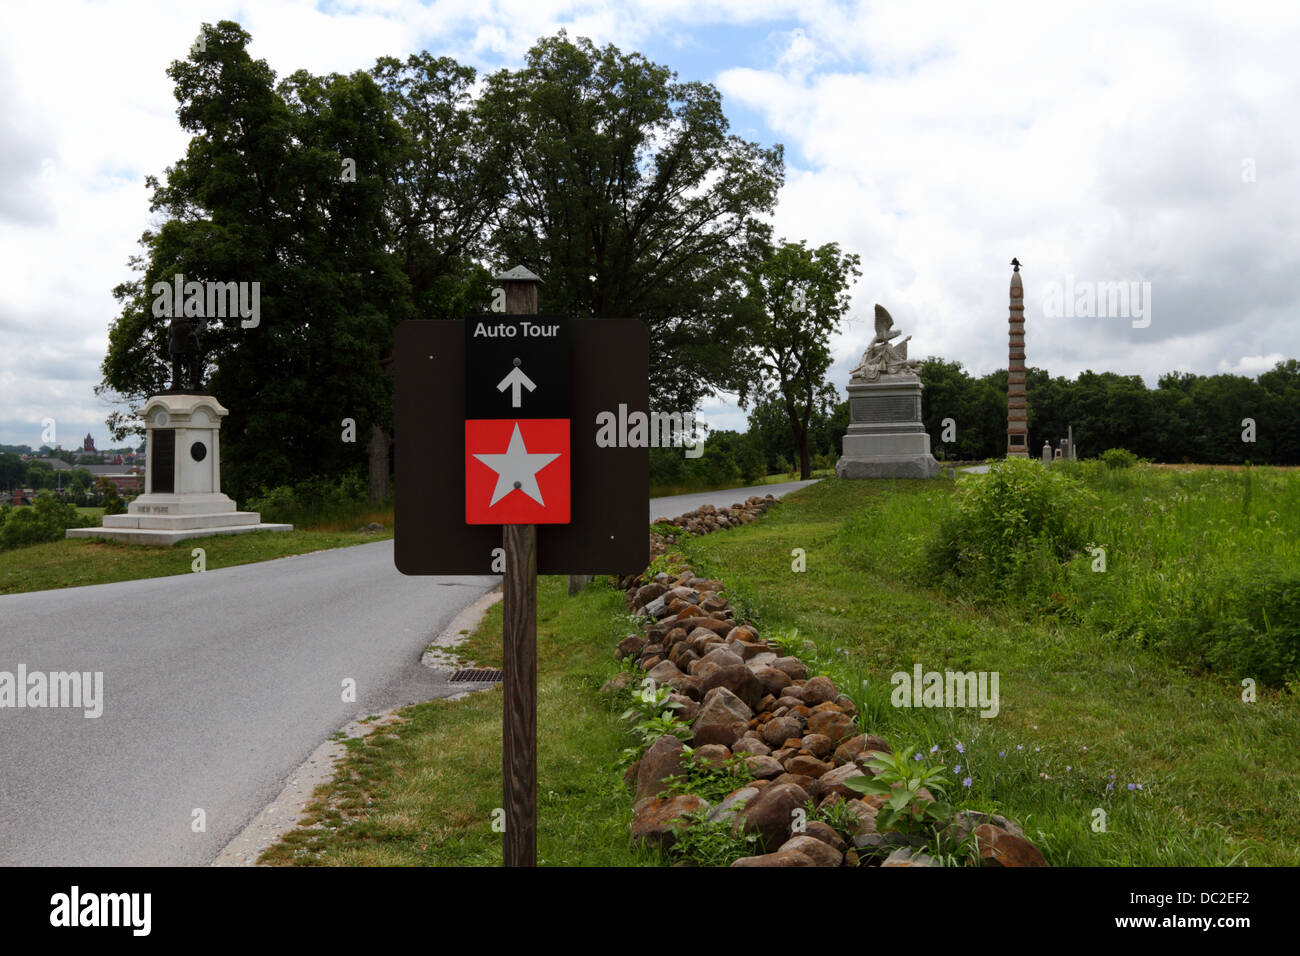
(497, 365, 537, 408)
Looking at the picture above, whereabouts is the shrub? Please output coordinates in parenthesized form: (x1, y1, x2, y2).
(0, 494, 84, 550)
(922, 457, 1095, 598)
(1101, 447, 1138, 469)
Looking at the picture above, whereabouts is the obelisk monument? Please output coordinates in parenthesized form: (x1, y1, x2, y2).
(1006, 259, 1028, 457)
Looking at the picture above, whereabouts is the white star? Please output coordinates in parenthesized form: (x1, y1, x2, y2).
(474, 423, 560, 507)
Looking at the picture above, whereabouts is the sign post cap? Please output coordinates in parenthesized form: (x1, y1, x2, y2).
(494, 265, 542, 283)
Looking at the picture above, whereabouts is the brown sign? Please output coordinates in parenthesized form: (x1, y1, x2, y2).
(394, 318, 649, 575)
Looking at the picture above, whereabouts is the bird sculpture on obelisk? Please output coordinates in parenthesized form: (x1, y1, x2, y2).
(1006, 258, 1028, 457)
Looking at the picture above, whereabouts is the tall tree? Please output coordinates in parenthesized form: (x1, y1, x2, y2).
(477, 32, 784, 412)
(737, 239, 861, 480)
(98, 22, 413, 500)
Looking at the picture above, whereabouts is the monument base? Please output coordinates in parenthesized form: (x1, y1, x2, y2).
(67, 491, 292, 545)
(835, 374, 941, 480)
(835, 454, 941, 479)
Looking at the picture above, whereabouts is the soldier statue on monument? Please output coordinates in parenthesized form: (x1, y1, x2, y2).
(167, 316, 205, 393)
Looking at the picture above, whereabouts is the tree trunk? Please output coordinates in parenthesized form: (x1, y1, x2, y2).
(367, 423, 391, 505)
(799, 435, 811, 480)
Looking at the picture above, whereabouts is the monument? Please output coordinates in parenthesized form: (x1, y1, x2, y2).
(67, 317, 292, 545)
(835, 304, 941, 479)
(1006, 258, 1028, 457)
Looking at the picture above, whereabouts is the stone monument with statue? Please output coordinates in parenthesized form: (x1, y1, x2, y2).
(835, 304, 941, 479)
(67, 318, 292, 545)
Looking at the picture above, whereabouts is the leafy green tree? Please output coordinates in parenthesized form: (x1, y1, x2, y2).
(98, 22, 418, 502)
(737, 239, 861, 479)
(26, 460, 54, 490)
(477, 32, 784, 412)
(0, 452, 25, 491)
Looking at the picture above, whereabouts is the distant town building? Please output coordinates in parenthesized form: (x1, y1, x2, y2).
(83, 433, 96, 452)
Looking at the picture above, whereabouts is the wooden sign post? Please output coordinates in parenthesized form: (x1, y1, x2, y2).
(499, 266, 540, 867)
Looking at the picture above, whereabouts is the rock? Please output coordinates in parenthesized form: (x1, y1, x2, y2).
(693, 744, 732, 770)
(756, 693, 777, 713)
(699, 647, 745, 669)
(834, 694, 857, 713)
(678, 617, 733, 638)
(762, 715, 804, 747)
(852, 830, 926, 860)
(882, 848, 940, 867)
(600, 671, 634, 694)
(692, 687, 752, 748)
(975, 824, 1048, 867)
(645, 659, 685, 687)
(731, 737, 771, 756)
(774, 695, 804, 711)
(702, 664, 764, 711)
(688, 628, 721, 653)
(733, 641, 772, 661)
(622, 760, 640, 790)
(802, 675, 838, 704)
(948, 810, 1025, 843)
(639, 656, 662, 671)
(745, 755, 785, 779)
(779, 684, 805, 702)
(818, 763, 868, 799)
(632, 582, 667, 609)
(667, 694, 698, 723)
(689, 660, 722, 683)
(725, 625, 759, 643)
(772, 657, 809, 680)
(734, 781, 812, 851)
(662, 627, 690, 651)
(801, 733, 833, 759)
(784, 754, 833, 778)
(616, 635, 647, 659)
(772, 772, 818, 799)
(706, 787, 760, 825)
(635, 735, 687, 802)
(808, 710, 856, 744)
(747, 653, 778, 669)
(751, 666, 792, 697)
(668, 645, 699, 671)
(631, 794, 709, 850)
(779, 834, 843, 867)
(730, 851, 816, 867)
(802, 821, 846, 853)
(674, 675, 704, 701)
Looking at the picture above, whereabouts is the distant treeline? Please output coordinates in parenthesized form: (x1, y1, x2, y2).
(919, 358, 1300, 464)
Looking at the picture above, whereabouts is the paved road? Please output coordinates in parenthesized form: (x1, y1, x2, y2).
(0, 481, 815, 866)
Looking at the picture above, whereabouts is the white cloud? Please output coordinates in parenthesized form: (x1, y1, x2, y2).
(2, 0, 1298, 446)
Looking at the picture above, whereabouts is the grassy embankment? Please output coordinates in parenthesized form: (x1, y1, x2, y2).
(262, 466, 1300, 866)
(0, 508, 395, 596)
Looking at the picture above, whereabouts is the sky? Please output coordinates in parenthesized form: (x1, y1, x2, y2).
(1, 0, 1297, 448)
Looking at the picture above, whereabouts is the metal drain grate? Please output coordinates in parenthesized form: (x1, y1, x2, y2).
(449, 668, 503, 683)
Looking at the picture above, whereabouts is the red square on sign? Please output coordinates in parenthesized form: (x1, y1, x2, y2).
(465, 419, 570, 524)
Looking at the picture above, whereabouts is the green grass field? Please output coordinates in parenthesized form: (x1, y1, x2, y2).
(261, 465, 1300, 866)
(0, 521, 393, 595)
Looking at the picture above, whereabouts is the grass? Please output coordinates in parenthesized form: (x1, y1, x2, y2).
(259, 575, 661, 866)
(0, 514, 394, 595)
(680, 475, 1300, 865)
